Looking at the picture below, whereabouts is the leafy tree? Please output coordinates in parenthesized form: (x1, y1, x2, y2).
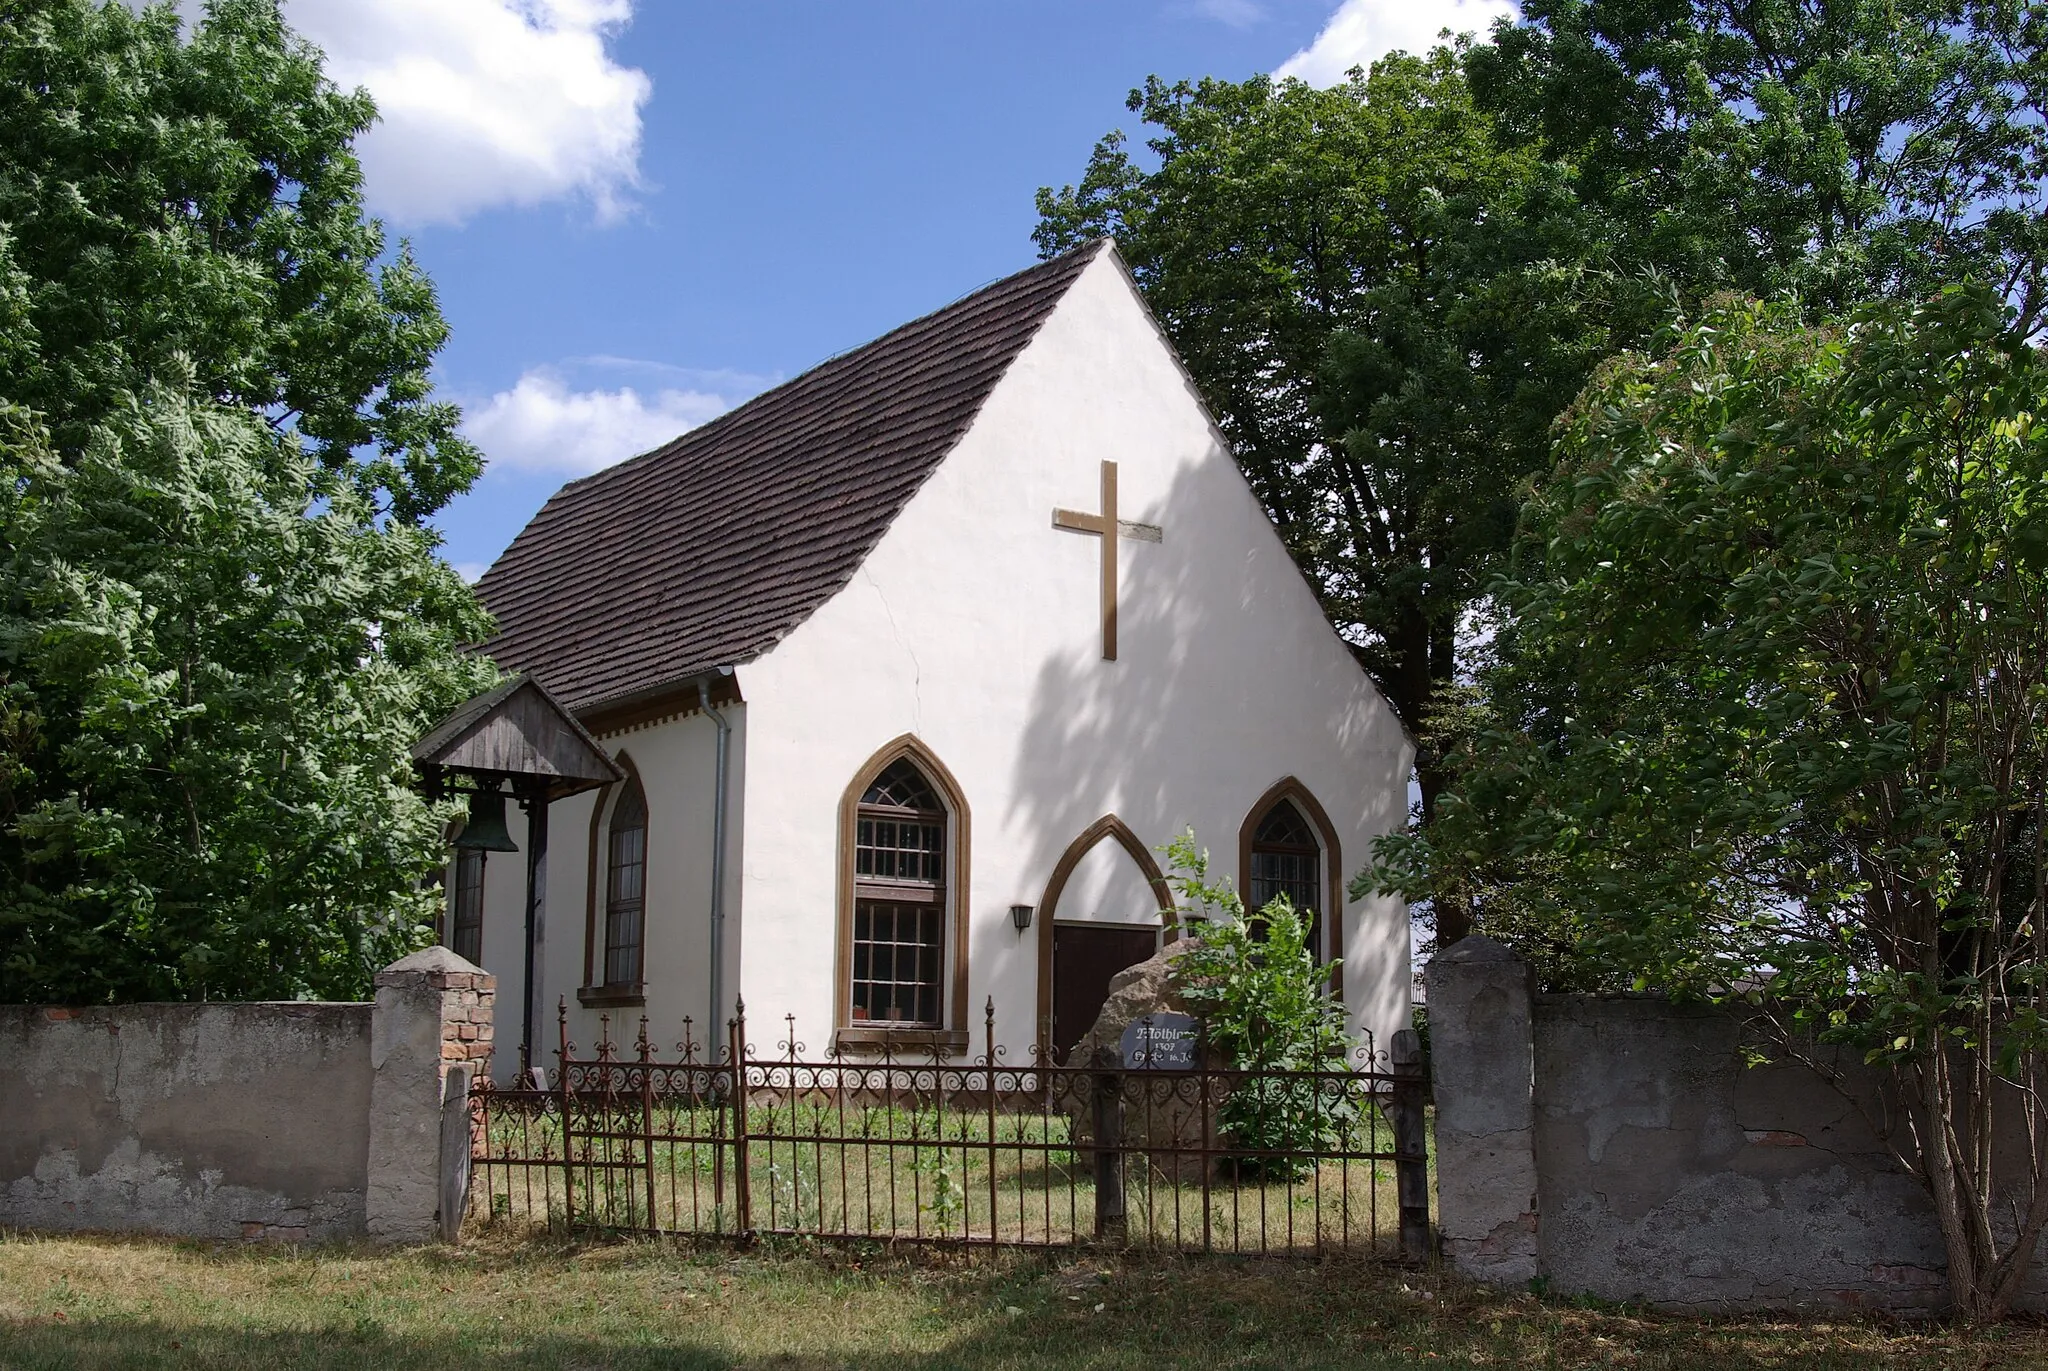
(0, 0, 497, 1002)
(0, 389, 493, 1002)
(1165, 832, 1355, 1175)
(1037, 55, 1626, 942)
(1379, 289, 2048, 1318)
(1470, 0, 2048, 330)
(0, 0, 478, 522)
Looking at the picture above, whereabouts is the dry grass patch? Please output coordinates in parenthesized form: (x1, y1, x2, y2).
(0, 1229, 2042, 1370)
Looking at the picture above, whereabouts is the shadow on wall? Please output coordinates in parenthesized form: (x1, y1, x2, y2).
(1004, 453, 1405, 916)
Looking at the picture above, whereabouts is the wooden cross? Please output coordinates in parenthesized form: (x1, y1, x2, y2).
(1053, 460, 1162, 661)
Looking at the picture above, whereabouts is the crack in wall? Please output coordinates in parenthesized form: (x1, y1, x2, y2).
(863, 567, 923, 732)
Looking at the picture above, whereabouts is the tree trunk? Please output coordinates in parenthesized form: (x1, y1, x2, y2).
(1419, 758, 1471, 947)
(1909, 1046, 2048, 1321)
(1917, 1054, 1988, 1317)
(1384, 605, 1471, 946)
(1425, 612, 1466, 945)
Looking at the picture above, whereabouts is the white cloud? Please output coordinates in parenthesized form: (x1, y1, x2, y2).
(1275, 0, 1517, 85)
(463, 362, 767, 477)
(285, 0, 651, 226)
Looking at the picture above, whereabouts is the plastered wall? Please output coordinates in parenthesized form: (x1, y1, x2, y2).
(1, 950, 493, 1244)
(1429, 937, 2048, 1315)
(466, 704, 743, 1083)
(1, 1002, 374, 1241)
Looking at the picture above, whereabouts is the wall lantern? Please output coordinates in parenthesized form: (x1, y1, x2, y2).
(1009, 903, 1034, 932)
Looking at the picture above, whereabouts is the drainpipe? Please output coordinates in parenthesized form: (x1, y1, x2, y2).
(698, 671, 734, 1032)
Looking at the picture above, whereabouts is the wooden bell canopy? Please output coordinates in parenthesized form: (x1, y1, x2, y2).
(412, 672, 623, 803)
(413, 673, 623, 1074)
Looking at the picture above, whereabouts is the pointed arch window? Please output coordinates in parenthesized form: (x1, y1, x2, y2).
(850, 758, 948, 1026)
(604, 778, 648, 988)
(1249, 798, 1322, 945)
(449, 849, 485, 965)
(1239, 779, 1343, 980)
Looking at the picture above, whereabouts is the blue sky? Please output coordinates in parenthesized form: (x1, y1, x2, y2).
(279, 0, 1516, 577)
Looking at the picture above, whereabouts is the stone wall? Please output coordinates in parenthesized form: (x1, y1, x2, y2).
(367, 947, 495, 1243)
(0, 948, 493, 1244)
(1430, 936, 2047, 1315)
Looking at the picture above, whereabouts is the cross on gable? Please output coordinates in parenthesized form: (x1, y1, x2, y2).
(1053, 459, 1163, 661)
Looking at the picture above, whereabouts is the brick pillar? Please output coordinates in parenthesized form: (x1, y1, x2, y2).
(442, 963, 497, 1077)
(1427, 934, 1540, 1286)
(365, 946, 495, 1243)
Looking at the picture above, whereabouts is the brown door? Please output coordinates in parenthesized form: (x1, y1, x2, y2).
(1051, 923, 1160, 1064)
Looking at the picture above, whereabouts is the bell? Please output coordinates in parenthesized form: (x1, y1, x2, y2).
(453, 787, 520, 852)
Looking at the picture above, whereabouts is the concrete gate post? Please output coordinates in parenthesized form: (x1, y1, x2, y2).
(365, 946, 496, 1243)
(1426, 935, 1540, 1285)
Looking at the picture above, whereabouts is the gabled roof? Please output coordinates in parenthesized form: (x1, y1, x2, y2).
(413, 673, 624, 798)
(475, 240, 1113, 713)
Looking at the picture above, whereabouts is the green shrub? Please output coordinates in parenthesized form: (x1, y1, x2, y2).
(1163, 831, 1355, 1177)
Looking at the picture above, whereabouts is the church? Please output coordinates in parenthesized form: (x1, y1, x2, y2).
(435, 240, 1412, 1079)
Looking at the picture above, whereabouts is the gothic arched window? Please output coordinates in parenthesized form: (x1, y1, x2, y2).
(849, 758, 948, 1026)
(449, 848, 484, 965)
(603, 778, 648, 988)
(1249, 798, 1322, 947)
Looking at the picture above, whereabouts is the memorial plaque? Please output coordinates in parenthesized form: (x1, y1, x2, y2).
(1119, 1012, 1200, 1069)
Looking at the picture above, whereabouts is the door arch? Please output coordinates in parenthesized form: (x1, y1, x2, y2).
(1034, 815, 1175, 1063)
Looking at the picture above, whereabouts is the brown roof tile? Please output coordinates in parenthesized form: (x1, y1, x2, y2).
(474, 241, 1110, 712)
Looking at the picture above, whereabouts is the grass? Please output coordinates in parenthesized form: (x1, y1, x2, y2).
(2, 1229, 2044, 1370)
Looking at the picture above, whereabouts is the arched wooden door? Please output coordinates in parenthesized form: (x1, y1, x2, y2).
(1034, 816, 1175, 1063)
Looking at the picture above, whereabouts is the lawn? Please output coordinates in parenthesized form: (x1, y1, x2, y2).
(2, 1230, 2044, 1370)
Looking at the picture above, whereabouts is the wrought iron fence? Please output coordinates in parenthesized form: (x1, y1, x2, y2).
(469, 999, 1430, 1257)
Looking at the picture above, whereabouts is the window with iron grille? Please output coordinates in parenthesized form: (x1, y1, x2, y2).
(450, 848, 484, 965)
(605, 779, 648, 988)
(850, 759, 946, 1025)
(1250, 799, 1321, 952)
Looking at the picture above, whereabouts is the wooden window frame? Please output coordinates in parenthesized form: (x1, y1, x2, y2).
(1033, 814, 1177, 1064)
(579, 752, 648, 1009)
(835, 736, 971, 1053)
(1237, 778, 1344, 988)
(603, 777, 649, 990)
(1249, 801, 1321, 924)
(449, 847, 485, 966)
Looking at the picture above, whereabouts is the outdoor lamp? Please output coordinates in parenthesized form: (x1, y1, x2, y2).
(1009, 903, 1034, 931)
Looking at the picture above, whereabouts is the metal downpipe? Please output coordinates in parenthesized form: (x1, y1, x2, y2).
(698, 673, 733, 1032)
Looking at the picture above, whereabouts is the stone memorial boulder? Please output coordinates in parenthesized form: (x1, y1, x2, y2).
(1068, 939, 1196, 1066)
(1063, 940, 1226, 1183)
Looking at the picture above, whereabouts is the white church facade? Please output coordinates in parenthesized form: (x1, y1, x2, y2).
(442, 241, 1412, 1079)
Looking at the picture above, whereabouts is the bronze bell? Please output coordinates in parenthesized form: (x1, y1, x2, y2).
(453, 786, 520, 852)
